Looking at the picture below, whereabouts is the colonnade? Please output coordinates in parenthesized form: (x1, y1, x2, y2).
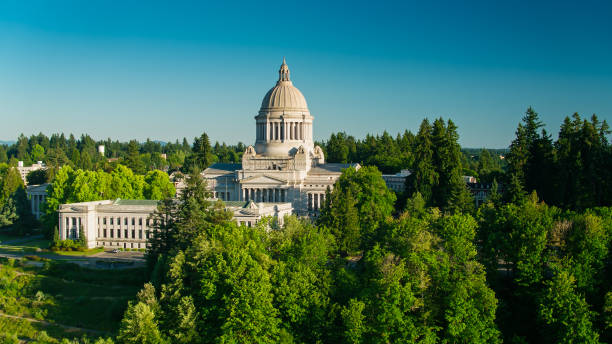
(61, 216, 82, 240)
(243, 187, 286, 202)
(256, 121, 311, 142)
(307, 192, 325, 211)
(30, 194, 45, 219)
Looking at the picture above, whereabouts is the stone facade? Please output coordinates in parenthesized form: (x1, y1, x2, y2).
(382, 169, 411, 193)
(58, 199, 158, 249)
(58, 198, 292, 249)
(202, 59, 358, 217)
(26, 183, 49, 220)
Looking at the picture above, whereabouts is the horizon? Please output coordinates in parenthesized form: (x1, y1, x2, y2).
(1, 1, 611, 148)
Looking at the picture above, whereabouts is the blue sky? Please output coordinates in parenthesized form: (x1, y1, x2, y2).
(1, 0, 611, 148)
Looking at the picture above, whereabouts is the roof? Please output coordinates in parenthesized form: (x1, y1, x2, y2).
(112, 199, 160, 206)
(26, 183, 50, 193)
(204, 163, 242, 174)
(260, 59, 309, 112)
(221, 200, 290, 208)
(308, 163, 358, 174)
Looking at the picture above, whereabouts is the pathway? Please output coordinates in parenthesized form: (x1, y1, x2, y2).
(0, 312, 109, 335)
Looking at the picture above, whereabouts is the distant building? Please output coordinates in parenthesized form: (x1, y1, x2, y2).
(26, 183, 49, 220)
(17, 161, 45, 185)
(58, 198, 292, 249)
(382, 169, 411, 192)
(463, 176, 477, 184)
(98, 145, 105, 156)
(467, 182, 502, 207)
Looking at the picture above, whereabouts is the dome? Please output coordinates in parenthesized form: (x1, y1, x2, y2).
(259, 58, 309, 112)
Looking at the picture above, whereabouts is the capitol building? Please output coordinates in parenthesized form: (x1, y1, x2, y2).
(202, 59, 358, 216)
(52, 60, 357, 249)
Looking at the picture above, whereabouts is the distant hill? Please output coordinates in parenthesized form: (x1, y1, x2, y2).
(0, 140, 15, 146)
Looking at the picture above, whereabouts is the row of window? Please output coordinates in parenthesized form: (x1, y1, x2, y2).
(98, 216, 154, 227)
(99, 228, 150, 240)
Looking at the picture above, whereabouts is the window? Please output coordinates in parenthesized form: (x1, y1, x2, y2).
(132, 218, 135, 226)
(124, 229, 128, 238)
(103, 229, 107, 237)
(110, 229, 114, 238)
(103, 217, 107, 225)
(139, 230, 142, 239)
(124, 218, 128, 225)
(117, 229, 121, 238)
(110, 217, 113, 225)
(132, 230, 135, 239)
(138, 218, 142, 226)
(117, 217, 120, 226)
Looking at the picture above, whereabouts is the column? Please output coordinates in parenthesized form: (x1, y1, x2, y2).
(266, 121, 270, 141)
(299, 123, 303, 140)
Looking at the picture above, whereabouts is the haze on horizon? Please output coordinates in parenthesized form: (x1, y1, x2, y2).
(1, 0, 611, 148)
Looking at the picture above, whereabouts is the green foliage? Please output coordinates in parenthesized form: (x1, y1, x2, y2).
(319, 166, 396, 251)
(538, 269, 599, 344)
(27, 168, 49, 185)
(143, 170, 175, 200)
(406, 118, 473, 213)
(341, 299, 366, 344)
(182, 132, 213, 172)
(0, 260, 144, 342)
(118, 302, 167, 344)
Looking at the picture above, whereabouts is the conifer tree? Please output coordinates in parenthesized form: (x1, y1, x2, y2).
(406, 119, 437, 204)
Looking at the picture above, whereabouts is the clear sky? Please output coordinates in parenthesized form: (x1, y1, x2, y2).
(1, 0, 611, 148)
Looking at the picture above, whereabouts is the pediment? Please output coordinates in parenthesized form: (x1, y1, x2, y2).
(241, 175, 286, 185)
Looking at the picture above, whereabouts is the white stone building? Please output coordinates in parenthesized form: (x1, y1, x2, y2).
(17, 161, 45, 185)
(382, 169, 411, 193)
(58, 198, 292, 249)
(202, 59, 358, 217)
(26, 183, 49, 219)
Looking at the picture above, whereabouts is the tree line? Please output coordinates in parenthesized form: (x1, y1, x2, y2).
(0, 132, 246, 179)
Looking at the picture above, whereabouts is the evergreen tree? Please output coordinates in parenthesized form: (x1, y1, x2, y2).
(126, 140, 145, 175)
(118, 302, 167, 344)
(405, 119, 437, 204)
(77, 225, 87, 249)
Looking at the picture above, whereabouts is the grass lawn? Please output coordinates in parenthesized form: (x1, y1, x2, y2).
(53, 247, 105, 256)
(0, 233, 21, 244)
(0, 257, 147, 341)
(0, 236, 104, 256)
